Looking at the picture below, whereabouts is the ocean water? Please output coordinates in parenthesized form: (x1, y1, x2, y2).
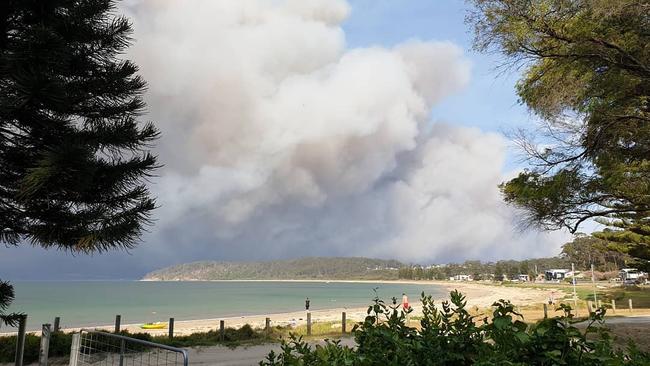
(4, 281, 446, 332)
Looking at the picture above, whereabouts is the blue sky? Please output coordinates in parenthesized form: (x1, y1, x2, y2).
(344, 1, 528, 135)
(0, 1, 562, 281)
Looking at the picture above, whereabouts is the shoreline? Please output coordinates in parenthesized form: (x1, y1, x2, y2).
(0, 280, 557, 336)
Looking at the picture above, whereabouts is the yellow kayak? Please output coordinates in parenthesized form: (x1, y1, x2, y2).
(140, 322, 167, 329)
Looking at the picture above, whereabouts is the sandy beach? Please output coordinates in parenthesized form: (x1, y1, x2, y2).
(6, 280, 558, 337)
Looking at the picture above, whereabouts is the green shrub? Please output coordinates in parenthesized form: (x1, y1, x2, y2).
(154, 324, 264, 347)
(260, 291, 650, 365)
(0, 332, 73, 363)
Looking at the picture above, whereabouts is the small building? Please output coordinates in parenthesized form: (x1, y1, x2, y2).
(450, 274, 472, 281)
(517, 274, 530, 282)
(545, 269, 569, 281)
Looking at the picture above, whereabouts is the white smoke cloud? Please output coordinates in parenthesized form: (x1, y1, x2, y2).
(120, 0, 566, 264)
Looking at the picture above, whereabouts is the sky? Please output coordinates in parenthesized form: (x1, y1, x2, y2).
(0, 0, 571, 280)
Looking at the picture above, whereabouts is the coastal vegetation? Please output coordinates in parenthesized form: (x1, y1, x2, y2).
(145, 234, 642, 282)
(468, 0, 650, 268)
(398, 235, 639, 281)
(143, 257, 403, 281)
(261, 291, 650, 365)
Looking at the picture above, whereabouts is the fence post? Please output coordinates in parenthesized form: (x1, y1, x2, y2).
(15, 315, 27, 366)
(629, 299, 633, 312)
(39, 324, 51, 366)
(543, 304, 548, 319)
(342, 312, 347, 333)
(611, 299, 616, 313)
(169, 318, 174, 339)
(587, 301, 594, 312)
(265, 317, 271, 337)
(306, 312, 312, 336)
(219, 320, 225, 341)
(114, 315, 121, 333)
(69, 333, 80, 366)
(53, 317, 60, 333)
(119, 339, 125, 366)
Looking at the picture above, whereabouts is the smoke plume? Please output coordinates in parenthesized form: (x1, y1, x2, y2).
(118, 0, 566, 265)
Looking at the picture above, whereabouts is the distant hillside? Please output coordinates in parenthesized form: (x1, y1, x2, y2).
(142, 257, 404, 281)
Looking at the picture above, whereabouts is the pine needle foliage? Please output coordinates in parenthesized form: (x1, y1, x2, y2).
(0, 0, 159, 252)
(0, 280, 22, 329)
(0, 0, 159, 326)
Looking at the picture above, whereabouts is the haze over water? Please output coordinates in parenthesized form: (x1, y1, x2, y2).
(5, 281, 446, 332)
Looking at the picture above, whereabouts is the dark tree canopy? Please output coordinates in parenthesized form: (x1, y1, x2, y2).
(0, 0, 159, 252)
(0, 0, 159, 326)
(467, 0, 650, 261)
(0, 280, 20, 327)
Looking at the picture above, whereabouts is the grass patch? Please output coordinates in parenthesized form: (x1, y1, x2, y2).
(599, 286, 650, 308)
(501, 281, 650, 307)
(280, 321, 355, 339)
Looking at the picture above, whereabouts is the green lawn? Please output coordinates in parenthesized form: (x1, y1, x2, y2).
(501, 282, 650, 308)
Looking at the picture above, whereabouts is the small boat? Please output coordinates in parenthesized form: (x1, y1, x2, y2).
(140, 322, 167, 329)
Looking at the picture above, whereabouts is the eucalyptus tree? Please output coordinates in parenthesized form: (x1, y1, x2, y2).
(468, 0, 649, 261)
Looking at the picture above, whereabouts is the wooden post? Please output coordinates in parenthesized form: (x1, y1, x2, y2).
(69, 333, 80, 366)
(15, 315, 27, 366)
(114, 315, 121, 333)
(53, 317, 60, 333)
(597, 300, 602, 308)
(118, 339, 125, 366)
(219, 320, 225, 341)
(543, 304, 548, 319)
(629, 299, 633, 312)
(611, 299, 616, 314)
(39, 324, 51, 366)
(341, 312, 347, 333)
(306, 312, 312, 336)
(265, 317, 271, 337)
(587, 300, 594, 312)
(168, 318, 174, 339)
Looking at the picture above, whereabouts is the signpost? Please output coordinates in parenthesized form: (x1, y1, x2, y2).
(571, 263, 578, 314)
(591, 264, 597, 306)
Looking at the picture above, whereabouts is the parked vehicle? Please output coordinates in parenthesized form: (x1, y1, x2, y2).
(619, 268, 647, 285)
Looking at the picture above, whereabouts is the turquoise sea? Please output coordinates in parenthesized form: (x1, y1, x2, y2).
(5, 281, 445, 332)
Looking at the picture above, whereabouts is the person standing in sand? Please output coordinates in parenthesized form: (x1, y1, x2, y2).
(402, 293, 409, 311)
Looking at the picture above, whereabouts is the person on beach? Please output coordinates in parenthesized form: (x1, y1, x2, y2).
(305, 297, 310, 311)
(402, 293, 409, 311)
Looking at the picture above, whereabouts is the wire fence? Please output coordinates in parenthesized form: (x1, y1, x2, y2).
(71, 330, 188, 366)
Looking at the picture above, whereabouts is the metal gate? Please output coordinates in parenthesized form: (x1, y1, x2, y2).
(70, 330, 188, 366)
